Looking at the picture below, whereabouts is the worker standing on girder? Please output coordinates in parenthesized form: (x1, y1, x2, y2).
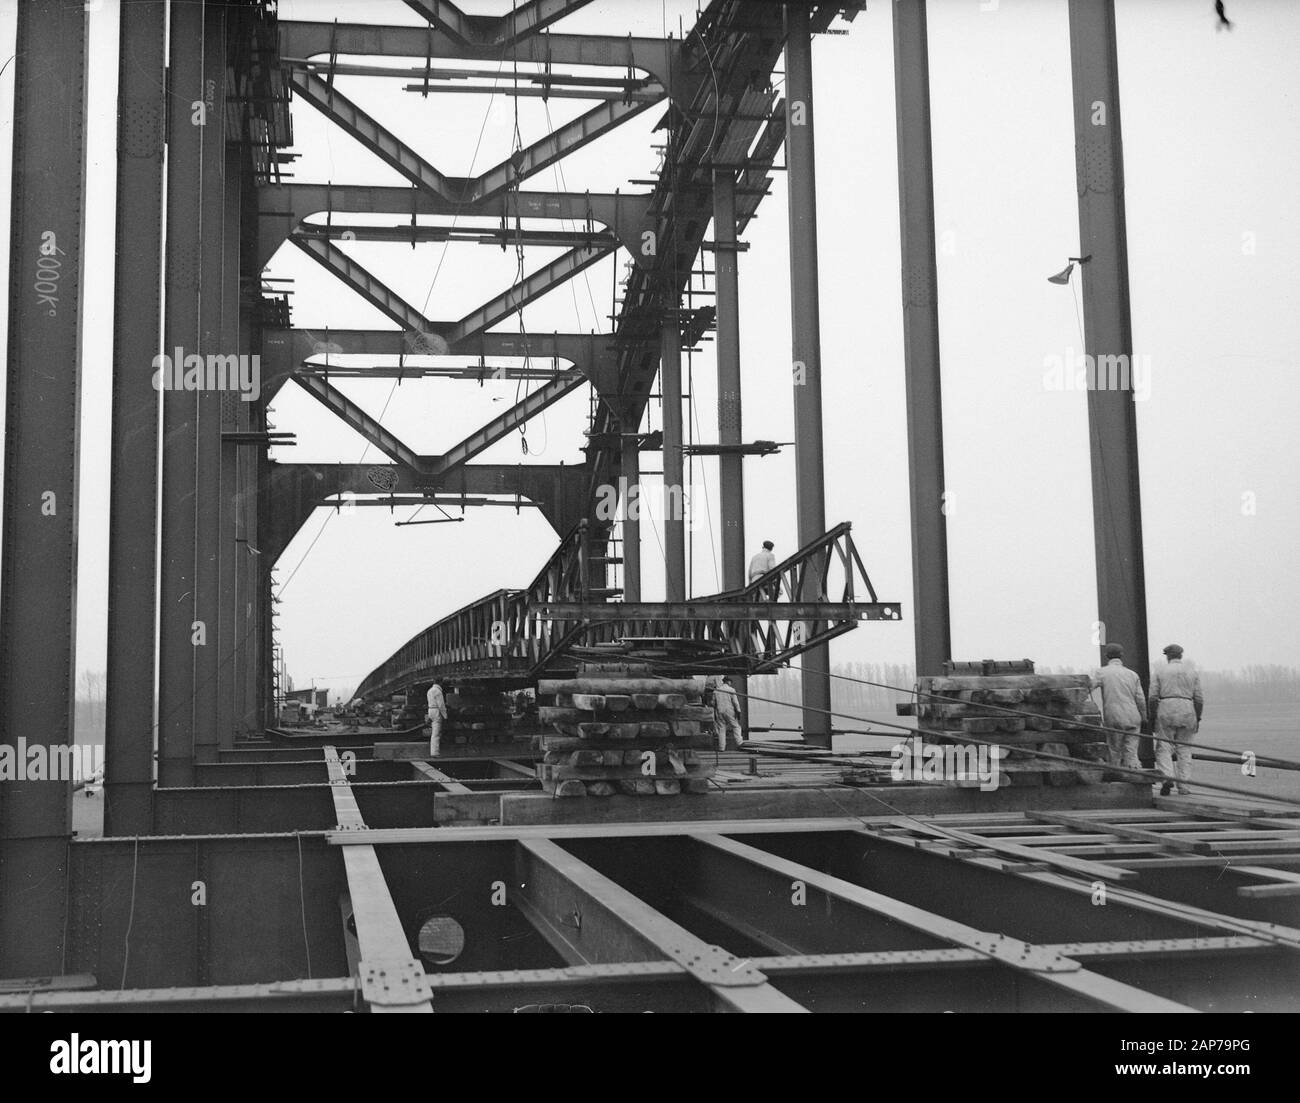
(713, 676, 742, 751)
(1149, 644, 1203, 796)
(426, 682, 448, 757)
(1089, 642, 1145, 772)
(748, 540, 776, 584)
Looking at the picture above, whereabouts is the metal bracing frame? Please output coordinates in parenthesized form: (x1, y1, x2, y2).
(279, 21, 679, 90)
(352, 518, 899, 699)
(258, 184, 653, 270)
(291, 374, 429, 473)
(534, 521, 901, 673)
(402, 0, 597, 49)
(6, 811, 1297, 1012)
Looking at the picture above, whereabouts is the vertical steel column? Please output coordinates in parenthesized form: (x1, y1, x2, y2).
(621, 424, 642, 601)
(713, 171, 746, 587)
(784, 5, 831, 746)
(104, 0, 166, 834)
(1067, 0, 1149, 692)
(0, 0, 88, 974)
(713, 170, 748, 732)
(158, 0, 206, 785)
(216, 142, 241, 750)
(893, 0, 952, 677)
(661, 314, 686, 601)
(192, 2, 227, 765)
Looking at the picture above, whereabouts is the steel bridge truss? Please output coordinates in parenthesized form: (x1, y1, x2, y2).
(353, 519, 899, 699)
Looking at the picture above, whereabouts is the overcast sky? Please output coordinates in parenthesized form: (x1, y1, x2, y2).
(0, 0, 1296, 704)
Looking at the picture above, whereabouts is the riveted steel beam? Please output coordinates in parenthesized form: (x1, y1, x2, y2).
(291, 375, 429, 474)
(288, 235, 434, 334)
(280, 22, 678, 89)
(104, 0, 165, 834)
(0, 0, 89, 977)
(893, 0, 951, 678)
(513, 838, 807, 1012)
(403, 0, 596, 48)
(1068, 0, 1149, 690)
(426, 370, 587, 478)
(446, 245, 614, 344)
(324, 747, 433, 1012)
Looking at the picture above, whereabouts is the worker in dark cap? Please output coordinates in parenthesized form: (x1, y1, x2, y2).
(1148, 644, 1203, 796)
(1089, 642, 1146, 771)
(747, 540, 776, 584)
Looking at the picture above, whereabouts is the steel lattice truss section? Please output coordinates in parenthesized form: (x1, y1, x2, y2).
(350, 517, 900, 700)
(263, 1, 853, 534)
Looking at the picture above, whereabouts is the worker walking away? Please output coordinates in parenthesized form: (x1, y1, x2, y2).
(748, 540, 776, 583)
(426, 682, 448, 757)
(1149, 643, 1203, 796)
(713, 676, 742, 751)
(1089, 642, 1145, 772)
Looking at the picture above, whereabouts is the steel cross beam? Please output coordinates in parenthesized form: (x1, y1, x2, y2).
(289, 235, 433, 333)
(324, 747, 433, 1013)
(447, 245, 615, 344)
(427, 369, 587, 477)
(402, 0, 596, 48)
(288, 68, 659, 208)
(691, 835, 1194, 1013)
(291, 375, 429, 474)
(279, 22, 678, 89)
(513, 838, 807, 1012)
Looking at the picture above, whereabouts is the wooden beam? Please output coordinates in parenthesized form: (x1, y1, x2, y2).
(410, 760, 473, 794)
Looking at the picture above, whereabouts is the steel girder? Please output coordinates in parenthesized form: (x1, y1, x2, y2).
(1067, 0, 1150, 690)
(288, 67, 658, 208)
(258, 461, 591, 565)
(10, 806, 1298, 1012)
(279, 21, 679, 89)
(893, 0, 952, 678)
(402, 0, 597, 49)
(262, 328, 620, 399)
(290, 375, 429, 473)
(0, 0, 89, 978)
(104, 0, 166, 834)
(258, 184, 653, 270)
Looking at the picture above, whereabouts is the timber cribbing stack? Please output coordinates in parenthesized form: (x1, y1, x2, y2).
(537, 669, 716, 796)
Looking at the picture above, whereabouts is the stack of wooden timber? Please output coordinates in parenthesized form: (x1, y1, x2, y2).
(536, 670, 716, 797)
(913, 673, 1109, 787)
(442, 686, 520, 746)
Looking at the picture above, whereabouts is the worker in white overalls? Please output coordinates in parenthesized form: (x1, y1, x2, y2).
(426, 682, 448, 757)
(1089, 642, 1146, 771)
(713, 676, 742, 751)
(1149, 644, 1203, 796)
